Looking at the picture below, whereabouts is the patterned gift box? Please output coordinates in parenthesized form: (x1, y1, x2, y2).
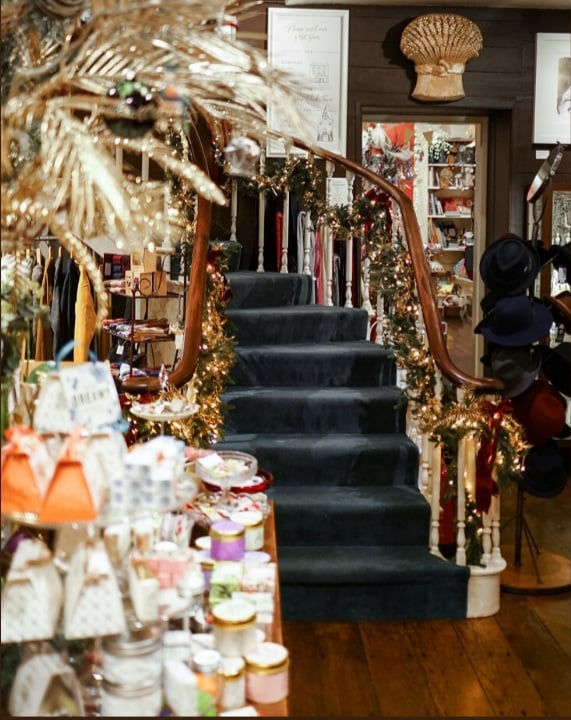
(64, 540, 126, 640)
(1, 538, 63, 644)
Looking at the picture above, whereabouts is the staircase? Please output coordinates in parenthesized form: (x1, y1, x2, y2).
(216, 271, 470, 621)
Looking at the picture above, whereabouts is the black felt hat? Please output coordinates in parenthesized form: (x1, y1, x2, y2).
(479, 233, 541, 295)
(519, 439, 568, 499)
(475, 294, 553, 346)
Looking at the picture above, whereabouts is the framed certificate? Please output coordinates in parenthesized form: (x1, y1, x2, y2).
(267, 8, 349, 157)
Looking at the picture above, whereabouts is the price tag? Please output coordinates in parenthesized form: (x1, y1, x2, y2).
(116, 343, 124, 356)
(175, 332, 184, 350)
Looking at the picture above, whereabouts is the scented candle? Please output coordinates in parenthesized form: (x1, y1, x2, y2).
(210, 520, 245, 561)
(244, 642, 289, 704)
(230, 510, 264, 551)
(212, 598, 258, 658)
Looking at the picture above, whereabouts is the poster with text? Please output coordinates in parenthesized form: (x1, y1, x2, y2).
(267, 8, 349, 157)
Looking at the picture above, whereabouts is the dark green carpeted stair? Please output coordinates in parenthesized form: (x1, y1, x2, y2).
(216, 270, 469, 620)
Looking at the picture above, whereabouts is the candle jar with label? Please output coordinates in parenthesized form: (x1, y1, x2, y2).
(212, 598, 259, 658)
(210, 520, 245, 561)
(244, 642, 289, 704)
(230, 510, 264, 551)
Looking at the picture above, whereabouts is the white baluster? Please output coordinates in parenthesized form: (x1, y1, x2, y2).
(481, 508, 492, 567)
(257, 151, 265, 272)
(280, 191, 289, 273)
(430, 440, 443, 556)
(456, 437, 467, 566)
(230, 180, 238, 243)
(491, 492, 503, 563)
(302, 214, 311, 276)
(361, 254, 374, 315)
(420, 432, 430, 498)
(344, 234, 353, 308)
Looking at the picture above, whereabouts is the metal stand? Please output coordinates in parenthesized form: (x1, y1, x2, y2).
(501, 484, 571, 595)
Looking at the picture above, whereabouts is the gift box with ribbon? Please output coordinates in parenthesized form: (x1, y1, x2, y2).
(64, 539, 126, 640)
(1, 538, 63, 644)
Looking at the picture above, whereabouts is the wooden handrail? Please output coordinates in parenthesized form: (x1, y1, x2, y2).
(122, 129, 503, 396)
(293, 140, 503, 394)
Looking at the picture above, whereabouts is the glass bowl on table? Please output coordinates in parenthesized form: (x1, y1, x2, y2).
(194, 451, 258, 510)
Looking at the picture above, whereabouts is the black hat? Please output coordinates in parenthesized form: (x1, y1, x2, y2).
(490, 345, 541, 398)
(519, 439, 568, 499)
(538, 341, 571, 397)
(479, 233, 541, 295)
(475, 294, 553, 346)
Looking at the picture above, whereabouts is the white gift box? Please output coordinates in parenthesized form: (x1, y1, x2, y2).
(64, 540, 126, 639)
(8, 651, 85, 717)
(1, 538, 63, 644)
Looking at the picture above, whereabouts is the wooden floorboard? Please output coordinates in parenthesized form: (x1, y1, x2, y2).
(282, 400, 571, 717)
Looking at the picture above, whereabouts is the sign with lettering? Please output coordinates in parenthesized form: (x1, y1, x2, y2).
(34, 361, 122, 434)
(267, 8, 349, 157)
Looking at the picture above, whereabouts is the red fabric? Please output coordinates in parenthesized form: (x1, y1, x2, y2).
(475, 399, 512, 513)
(314, 228, 323, 305)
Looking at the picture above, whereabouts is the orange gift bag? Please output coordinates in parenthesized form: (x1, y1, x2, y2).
(38, 430, 97, 524)
(1, 426, 54, 515)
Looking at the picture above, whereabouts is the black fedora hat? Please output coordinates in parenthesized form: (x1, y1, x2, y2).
(519, 439, 568, 499)
(479, 233, 541, 295)
(475, 294, 553, 346)
(538, 341, 571, 397)
(490, 345, 542, 398)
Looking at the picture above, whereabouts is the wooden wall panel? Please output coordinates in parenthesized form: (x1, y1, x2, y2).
(242, 3, 571, 244)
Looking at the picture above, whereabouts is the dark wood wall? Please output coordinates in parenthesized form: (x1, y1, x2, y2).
(241, 4, 571, 249)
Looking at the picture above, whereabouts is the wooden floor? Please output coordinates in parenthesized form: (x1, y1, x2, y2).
(282, 318, 571, 717)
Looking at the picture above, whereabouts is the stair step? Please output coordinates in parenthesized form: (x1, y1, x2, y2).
(222, 387, 407, 434)
(226, 271, 312, 309)
(225, 306, 369, 345)
(230, 341, 396, 387)
(276, 545, 470, 621)
(270, 485, 429, 546)
(214, 433, 419, 487)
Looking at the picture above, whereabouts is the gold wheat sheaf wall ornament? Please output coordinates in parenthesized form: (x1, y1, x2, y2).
(400, 13, 483, 102)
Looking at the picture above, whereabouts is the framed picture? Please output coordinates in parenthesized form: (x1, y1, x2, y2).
(533, 33, 571, 145)
(267, 8, 349, 157)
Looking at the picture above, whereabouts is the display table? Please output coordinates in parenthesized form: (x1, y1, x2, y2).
(255, 501, 288, 718)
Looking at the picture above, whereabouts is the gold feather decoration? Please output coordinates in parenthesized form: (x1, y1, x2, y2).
(1, 0, 317, 328)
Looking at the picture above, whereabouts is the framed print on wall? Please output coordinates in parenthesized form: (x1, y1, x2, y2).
(267, 8, 349, 157)
(532, 33, 571, 145)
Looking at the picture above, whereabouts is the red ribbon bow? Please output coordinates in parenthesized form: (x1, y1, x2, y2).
(475, 399, 513, 513)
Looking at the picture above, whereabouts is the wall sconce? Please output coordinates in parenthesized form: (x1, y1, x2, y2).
(400, 13, 483, 102)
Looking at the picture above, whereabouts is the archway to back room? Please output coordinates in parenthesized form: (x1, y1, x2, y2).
(361, 115, 489, 378)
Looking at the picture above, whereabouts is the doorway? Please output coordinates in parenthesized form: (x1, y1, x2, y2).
(361, 115, 488, 378)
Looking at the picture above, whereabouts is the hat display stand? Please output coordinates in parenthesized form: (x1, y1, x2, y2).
(500, 482, 571, 595)
(481, 144, 571, 594)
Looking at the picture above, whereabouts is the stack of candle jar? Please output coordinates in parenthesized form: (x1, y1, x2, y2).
(94, 501, 289, 716)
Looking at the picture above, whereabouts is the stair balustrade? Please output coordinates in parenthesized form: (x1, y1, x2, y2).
(228, 142, 507, 615)
(125, 128, 508, 617)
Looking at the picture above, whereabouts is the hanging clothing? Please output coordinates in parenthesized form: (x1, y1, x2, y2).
(73, 264, 97, 361)
(35, 250, 55, 361)
(51, 255, 80, 357)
